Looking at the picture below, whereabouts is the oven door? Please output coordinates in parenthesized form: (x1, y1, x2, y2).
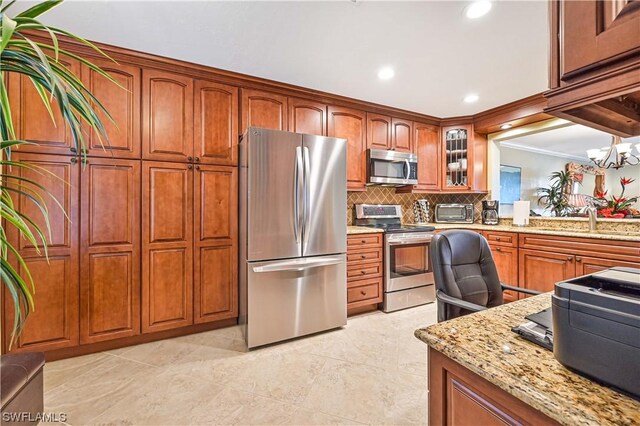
(385, 235, 434, 292)
(367, 150, 417, 185)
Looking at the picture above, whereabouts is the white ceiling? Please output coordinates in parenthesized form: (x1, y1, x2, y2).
(15, 0, 550, 117)
(501, 124, 640, 161)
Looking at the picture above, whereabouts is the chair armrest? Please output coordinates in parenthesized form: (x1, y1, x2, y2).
(436, 290, 487, 313)
(501, 283, 542, 296)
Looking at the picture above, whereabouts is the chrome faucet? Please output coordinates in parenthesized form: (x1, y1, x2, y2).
(586, 206, 598, 232)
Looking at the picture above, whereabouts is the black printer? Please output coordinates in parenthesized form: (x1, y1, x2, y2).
(552, 267, 640, 398)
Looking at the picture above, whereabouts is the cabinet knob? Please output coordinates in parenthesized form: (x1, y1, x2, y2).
(70, 147, 77, 153)
(361, 240, 366, 243)
(575, 257, 582, 262)
(567, 256, 573, 261)
(361, 255, 366, 259)
(187, 156, 193, 162)
(495, 237, 501, 241)
(187, 164, 193, 170)
(361, 270, 366, 275)
(195, 165, 200, 170)
(496, 247, 502, 252)
(70, 157, 78, 164)
(360, 290, 366, 296)
(195, 157, 200, 162)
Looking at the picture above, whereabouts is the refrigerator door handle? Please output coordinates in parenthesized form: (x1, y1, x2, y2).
(303, 146, 311, 243)
(294, 146, 304, 244)
(252, 256, 344, 273)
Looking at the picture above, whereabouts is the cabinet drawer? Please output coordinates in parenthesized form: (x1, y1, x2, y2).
(484, 231, 517, 247)
(347, 233, 382, 248)
(347, 262, 382, 280)
(519, 233, 640, 262)
(347, 247, 383, 265)
(347, 280, 381, 304)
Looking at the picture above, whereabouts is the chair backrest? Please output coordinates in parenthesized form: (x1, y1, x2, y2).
(431, 230, 503, 322)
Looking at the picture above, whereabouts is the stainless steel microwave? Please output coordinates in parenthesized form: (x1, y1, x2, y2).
(367, 149, 418, 186)
(434, 204, 474, 223)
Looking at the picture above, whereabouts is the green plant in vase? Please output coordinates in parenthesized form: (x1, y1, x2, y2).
(595, 177, 639, 218)
(537, 170, 574, 217)
(1, 0, 115, 347)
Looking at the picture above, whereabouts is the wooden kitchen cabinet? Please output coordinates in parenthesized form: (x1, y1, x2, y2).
(488, 244, 519, 303)
(194, 80, 239, 166)
(241, 88, 288, 132)
(288, 97, 327, 136)
(193, 165, 238, 324)
(142, 69, 194, 162)
(346, 233, 383, 313)
(3, 153, 80, 353)
(7, 58, 81, 156)
(575, 256, 640, 276)
(366, 113, 392, 150)
(328, 106, 367, 191)
(398, 122, 440, 193)
(82, 59, 142, 159)
(518, 249, 575, 295)
(142, 161, 194, 333)
(79, 158, 141, 344)
(441, 124, 473, 192)
(391, 118, 413, 153)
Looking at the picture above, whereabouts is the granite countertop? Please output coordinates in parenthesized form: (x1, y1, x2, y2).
(427, 223, 640, 242)
(347, 226, 385, 235)
(415, 294, 640, 426)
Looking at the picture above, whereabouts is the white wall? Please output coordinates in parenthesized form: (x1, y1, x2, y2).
(497, 147, 596, 216)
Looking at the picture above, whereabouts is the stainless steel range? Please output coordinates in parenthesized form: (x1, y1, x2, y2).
(354, 204, 436, 312)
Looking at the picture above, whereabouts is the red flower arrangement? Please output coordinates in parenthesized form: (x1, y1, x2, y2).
(595, 177, 638, 218)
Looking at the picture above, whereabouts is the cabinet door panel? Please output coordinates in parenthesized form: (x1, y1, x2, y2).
(288, 98, 327, 136)
(142, 162, 193, 332)
(488, 244, 518, 303)
(328, 106, 367, 191)
(194, 80, 238, 165)
(414, 122, 440, 191)
(83, 60, 141, 158)
(142, 70, 194, 161)
(80, 158, 140, 344)
(519, 249, 575, 295)
(241, 89, 287, 132)
(575, 256, 640, 276)
(194, 166, 238, 323)
(3, 153, 79, 353)
(366, 113, 392, 150)
(392, 118, 413, 153)
(7, 58, 80, 155)
(441, 124, 474, 191)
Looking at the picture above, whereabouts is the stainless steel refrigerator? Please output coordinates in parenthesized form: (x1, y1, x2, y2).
(239, 128, 347, 348)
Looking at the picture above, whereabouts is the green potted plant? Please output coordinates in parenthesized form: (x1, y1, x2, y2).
(595, 177, 639, 218)
(537, 170, 574, 217)
(1, 0, 115, 347)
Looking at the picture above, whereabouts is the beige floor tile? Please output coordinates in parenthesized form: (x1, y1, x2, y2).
(44, 352, 114, 391)
(44, 356, 158, 425)
(89, 370, 226, 425)
(302, 358, 427, 425)
(285, 407, 365, 425)
(206, 388, 295, 425)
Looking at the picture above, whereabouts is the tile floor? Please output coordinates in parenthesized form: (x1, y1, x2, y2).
(44, 303, 437, 425)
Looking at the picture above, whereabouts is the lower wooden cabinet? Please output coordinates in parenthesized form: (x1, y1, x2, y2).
(575, 256, 640, 276)
(518, 249, 576, 295)
(3, 153, 80, 353)
(488, 244, 518, 303)
(346, 233, 383, 312)
(80, 158, 141, 344)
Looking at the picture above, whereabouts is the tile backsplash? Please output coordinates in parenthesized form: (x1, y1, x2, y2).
(347, 186, 489, 225)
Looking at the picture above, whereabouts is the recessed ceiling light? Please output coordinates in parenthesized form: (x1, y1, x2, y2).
(465, 1, 492, 19)
(500, 124, 513, 130)
(463, 94, 479, 103)
(377, 67, 395, 80)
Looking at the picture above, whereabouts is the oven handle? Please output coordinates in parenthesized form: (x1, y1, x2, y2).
(387, 238, 433, 246)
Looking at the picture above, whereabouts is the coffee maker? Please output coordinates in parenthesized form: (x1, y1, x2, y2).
(482, 200, 499, 225)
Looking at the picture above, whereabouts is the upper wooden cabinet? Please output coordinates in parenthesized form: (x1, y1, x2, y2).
(7, 58, 80, 156)
(441, 124, 473, 192)
(142, 70, 194, 162)
(366, 113, 392, 150)
(194, 80, 239, 166)
(241, 88, 288, 132)
(546, 0, 640, 137)
(3, 153, 79, 353)
(391, 118, 413, 153)
(400, 122, 440, 192)
(82, 59, 142, 159)
(80, 158, 141, 344)
(327, 106, 367, 191)
(288, 98, 327, 136)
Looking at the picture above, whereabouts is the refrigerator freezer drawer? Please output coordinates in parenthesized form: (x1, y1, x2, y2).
(246, 254, 347, 348)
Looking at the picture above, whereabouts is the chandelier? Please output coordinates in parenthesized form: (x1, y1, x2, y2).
(587, 135, 640, 169)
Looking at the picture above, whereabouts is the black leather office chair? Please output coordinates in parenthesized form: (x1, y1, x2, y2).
(431, 230, 541, 322)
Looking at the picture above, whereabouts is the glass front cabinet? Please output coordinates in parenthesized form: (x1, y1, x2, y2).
(442, 124, 474, 191)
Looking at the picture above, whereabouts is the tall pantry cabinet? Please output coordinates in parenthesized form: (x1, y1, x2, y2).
(3, 58, 238, 355)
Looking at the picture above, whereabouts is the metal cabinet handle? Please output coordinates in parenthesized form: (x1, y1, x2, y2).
(361, 240, 366, 243)
(496, 247, 502, 252)
(195, 165, 200, 170)
(187, 156, 193, 162)
(495, 237, 501, 241)
(70, 157, 78, 164)
(195, 157, 200, 162)
(567, 256, 573, 261)
(188, 164, 193, 170)
(361, 270, 366, 274)
(361, 255, 366, 259)
(360, 290, 366, 296)
(575, 257, 582, 262)
(70, 147, 77, 153)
